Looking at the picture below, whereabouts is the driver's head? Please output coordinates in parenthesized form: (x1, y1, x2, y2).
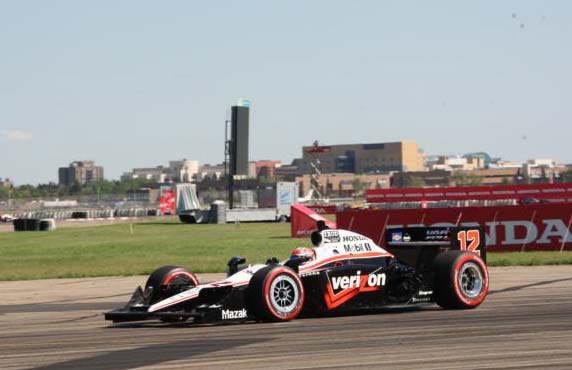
(290, 247, 315, 260)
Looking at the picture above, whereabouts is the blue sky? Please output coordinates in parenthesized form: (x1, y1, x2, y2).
(1, 1, 570, 184)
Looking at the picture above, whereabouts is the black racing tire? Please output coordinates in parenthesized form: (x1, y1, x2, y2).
(145, 265, 199, 305)
(246, 265, 305, 322)
(145, 265, 199, 322)
(433, 251, 489, 309)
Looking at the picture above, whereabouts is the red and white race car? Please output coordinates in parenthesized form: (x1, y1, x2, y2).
(106, 225, 489, 324)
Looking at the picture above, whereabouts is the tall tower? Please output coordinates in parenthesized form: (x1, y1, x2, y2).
(225, 100, 250, 208)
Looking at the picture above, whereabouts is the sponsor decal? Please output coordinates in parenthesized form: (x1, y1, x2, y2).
(342, 235, 368, 242)
(300, 271, 320, 277)
(411, 297, 432, 303)
(403, 233, 412, 242)
(322, 230, 340, 243)
(331, 271, 386, 291)
(391, 232, 403, 242)
(425, 229, 450, 241)
(325, 270, 386, 309)
(343, 242, 372, 253)
(410, 290, 433, 304)
(221, 308, 247, 320)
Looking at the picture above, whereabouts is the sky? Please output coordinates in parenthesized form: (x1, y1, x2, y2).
(1, 1, 571, 185)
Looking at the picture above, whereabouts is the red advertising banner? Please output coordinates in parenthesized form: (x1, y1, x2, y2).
(159, 189, 176, 215)
(366, 183, 572, 203)
(291, 204, 337, 238)
(336, 203, 572, 252)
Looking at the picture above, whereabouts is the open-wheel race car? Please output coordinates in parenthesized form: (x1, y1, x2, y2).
(105, 225, 489, 324)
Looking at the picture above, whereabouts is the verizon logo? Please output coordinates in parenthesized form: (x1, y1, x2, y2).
(331, 271, 386, 290)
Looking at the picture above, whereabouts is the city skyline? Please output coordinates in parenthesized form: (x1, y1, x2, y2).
(2, 1, 571, 184)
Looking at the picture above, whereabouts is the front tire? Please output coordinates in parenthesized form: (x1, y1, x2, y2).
(246, 265, 304, 322)
(145, 265, 199, 305)
(433, 251, 489, 309)
(145, 265, 199, 322)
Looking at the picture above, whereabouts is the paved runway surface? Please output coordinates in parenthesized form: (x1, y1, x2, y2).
(1, 266, 571, 370)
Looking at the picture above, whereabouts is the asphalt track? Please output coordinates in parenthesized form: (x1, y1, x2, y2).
(1, 266, 571, 370)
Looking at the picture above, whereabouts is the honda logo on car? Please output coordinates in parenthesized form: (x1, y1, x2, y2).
(331, 270, 386, 290)
(221, 309, 247, 320)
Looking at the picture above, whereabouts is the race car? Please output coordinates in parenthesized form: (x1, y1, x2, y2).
(105, 225, 489, 324)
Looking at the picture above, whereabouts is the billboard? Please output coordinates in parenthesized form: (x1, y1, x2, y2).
(366, 183, 572, 203)
(159, 188, 176, 215)
(336, 203, 572, 252)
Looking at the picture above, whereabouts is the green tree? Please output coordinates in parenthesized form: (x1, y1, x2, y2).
(560, 169, 572, 183)
(452, 172, 483, 186)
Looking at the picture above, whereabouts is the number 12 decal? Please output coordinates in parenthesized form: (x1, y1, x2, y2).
(457, 230, 481, 256)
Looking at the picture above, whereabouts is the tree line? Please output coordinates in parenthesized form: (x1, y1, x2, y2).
(0, 178, 158, 200)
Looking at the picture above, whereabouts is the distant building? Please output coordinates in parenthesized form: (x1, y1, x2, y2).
(391, 170, 452, 188)
(297, 141, 425, 174)
(454, 168, 519, 185)
(58, 161, 104, 186)
(429, 155, 486, 171)
(1, 178, 13, 188)
(252, 160, 282, 178)
(296, 173, 391, 198)
(168, 160, 199, 182)
(197, 163, 225, 180)
(522, 158, 565, 183)
(274, 165, 300, 181)
(122, 159, 199, 183)
(123, 166, 168, 182)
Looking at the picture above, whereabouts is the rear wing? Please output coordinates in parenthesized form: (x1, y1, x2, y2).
(385, 227, 486, 263)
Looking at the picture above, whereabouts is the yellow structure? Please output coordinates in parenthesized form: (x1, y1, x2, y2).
(299, 141, 425, 174)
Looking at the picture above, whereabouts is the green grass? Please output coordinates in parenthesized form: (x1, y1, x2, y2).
(487, 251, 572, 266)
(0, 221, 311, 281)
(0, 221, 570, 281)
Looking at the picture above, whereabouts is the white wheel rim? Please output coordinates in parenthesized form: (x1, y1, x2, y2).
(269, 274, 299, 315)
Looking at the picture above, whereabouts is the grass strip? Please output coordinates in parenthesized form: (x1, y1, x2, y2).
(0, 221, 570, 280)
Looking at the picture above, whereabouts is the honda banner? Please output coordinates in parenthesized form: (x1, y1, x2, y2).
(336, 203, 572, 252)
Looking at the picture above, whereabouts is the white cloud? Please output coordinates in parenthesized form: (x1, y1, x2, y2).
(0, 130, 33, 142)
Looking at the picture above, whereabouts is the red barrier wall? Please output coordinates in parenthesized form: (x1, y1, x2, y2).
(336, 203, 572, 252)
(366, 183, 572, 203)
(291, 204, 337, 238)
(306, 205, 337, 215)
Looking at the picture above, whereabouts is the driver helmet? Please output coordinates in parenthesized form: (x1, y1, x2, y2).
(290, 247, 315, 260)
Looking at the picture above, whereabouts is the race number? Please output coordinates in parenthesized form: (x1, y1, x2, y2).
(457, 229, 481, 256)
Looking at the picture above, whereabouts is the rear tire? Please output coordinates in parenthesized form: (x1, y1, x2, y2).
(246, 265, 304, 322)
(433, 251, 489, 309)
